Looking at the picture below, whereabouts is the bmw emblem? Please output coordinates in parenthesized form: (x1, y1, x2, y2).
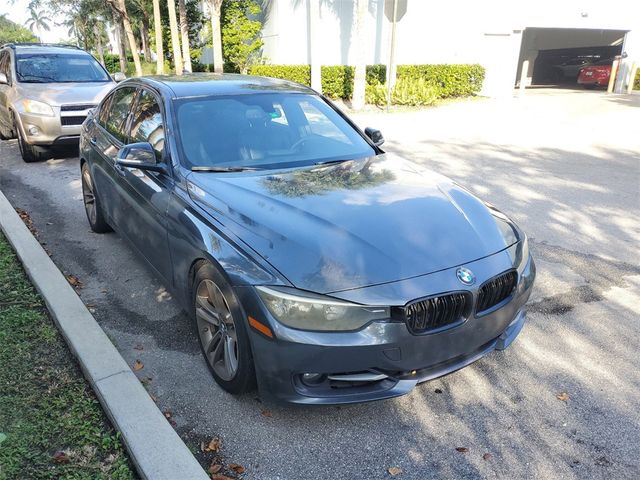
(456, 267, 475, 286)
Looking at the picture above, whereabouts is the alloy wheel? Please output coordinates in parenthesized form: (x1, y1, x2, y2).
(195, 279, 239, 381)
(81, 168, 97, 225)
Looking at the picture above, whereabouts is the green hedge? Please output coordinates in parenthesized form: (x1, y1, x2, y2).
(396, 64, 485, 98)
(248, 64, 311, 85)
(250, 63, 485, 104)
(634, 69, 640, 91)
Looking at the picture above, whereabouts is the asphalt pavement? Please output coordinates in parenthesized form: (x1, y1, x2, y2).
(1, 88, 638, 479)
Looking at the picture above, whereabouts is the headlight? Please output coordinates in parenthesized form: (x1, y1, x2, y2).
(256, 286, 390, 331)
(21, 99, 55, 116)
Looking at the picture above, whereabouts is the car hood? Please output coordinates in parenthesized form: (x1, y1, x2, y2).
(187, 154, 519, 293)
(16, 81, 114, 107)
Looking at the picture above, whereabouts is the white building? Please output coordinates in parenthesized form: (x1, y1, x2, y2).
(260, 0, 640, 96)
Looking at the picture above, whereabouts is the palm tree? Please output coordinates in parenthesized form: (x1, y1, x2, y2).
(25, 7, 51, 40)
(167, 0, 184, 75)
(208, 0, 223, 73)
(178, 0, 192, 72)
(352, 0, 367, 110)
(152, 0, 164, 74)
(107, 0, 143, 76)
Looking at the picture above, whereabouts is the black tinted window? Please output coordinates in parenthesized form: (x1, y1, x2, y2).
(129, 90, 165, 159)
(105, 87, 136, 142)
(98, 93, 114, 127)
(175, 93, 374, 169)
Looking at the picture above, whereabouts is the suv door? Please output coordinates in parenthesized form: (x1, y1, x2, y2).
(0, 49, 13, 138)
(113, 87, 173, 282)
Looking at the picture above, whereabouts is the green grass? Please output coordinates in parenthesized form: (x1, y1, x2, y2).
(0, 233, 136, 480)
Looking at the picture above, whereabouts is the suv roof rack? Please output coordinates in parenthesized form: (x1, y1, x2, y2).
(1, 42, 83, 50)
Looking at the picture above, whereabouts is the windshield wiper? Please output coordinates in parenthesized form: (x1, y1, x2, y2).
(314, 159, 350, 166)
(191, 166, 259, 172)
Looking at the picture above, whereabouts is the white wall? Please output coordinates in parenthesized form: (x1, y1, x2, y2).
(260, 0, 640, 96)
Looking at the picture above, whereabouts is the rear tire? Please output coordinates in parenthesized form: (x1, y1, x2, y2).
(15, 117, 49, 163)
(192, 262, 256, 395)
(81, 162, 112, 233)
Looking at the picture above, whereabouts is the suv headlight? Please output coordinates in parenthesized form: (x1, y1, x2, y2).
(256, 286, 389, 331)
(21, 99, 55, 116)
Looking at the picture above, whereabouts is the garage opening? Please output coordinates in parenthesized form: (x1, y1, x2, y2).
(516, 28, 627, 89)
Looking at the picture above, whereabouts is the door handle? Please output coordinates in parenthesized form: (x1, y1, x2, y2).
(114, 162, 126, 176)
(89, 137, 97, 145)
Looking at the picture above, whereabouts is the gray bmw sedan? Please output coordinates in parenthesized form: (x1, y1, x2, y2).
(79, 74, 535, 404)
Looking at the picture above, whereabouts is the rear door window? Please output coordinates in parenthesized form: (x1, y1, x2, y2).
(104, 87, 136, 143)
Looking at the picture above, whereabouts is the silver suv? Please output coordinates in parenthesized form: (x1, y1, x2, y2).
(0, 43, 118, 162)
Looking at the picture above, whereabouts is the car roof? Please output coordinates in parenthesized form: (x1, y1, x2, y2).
(11, 44, 89, 56)
(138, 73, 315, 98)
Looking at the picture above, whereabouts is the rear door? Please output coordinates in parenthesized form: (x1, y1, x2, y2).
(111, 87, 173, 282)
(89, 86, 137, 226)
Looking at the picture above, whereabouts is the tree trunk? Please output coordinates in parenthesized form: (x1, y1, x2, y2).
(116, 0, 142, 77)
(152, 0, 163, 74)
(95, 26, 105, 65)
(210, 0, 223, 73)
(308, 0, 321, 92)
(140, 17, 152, 62)
(352, 0, 367, 110)
(178, 0, 192, 72)
(116, 16, 127, 73)
(167, 0, 183, 75)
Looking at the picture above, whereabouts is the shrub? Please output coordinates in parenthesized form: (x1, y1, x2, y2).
(321, 65, 354, 98)
(391, 77, 438, 106)
(634, 69, 640, 91)
(366, 64, 387, 85)
(365, 82, 387, 105)
(103, 53, 122, 74)
(396, 64, 485, 98)
(248, 64, 311, 85)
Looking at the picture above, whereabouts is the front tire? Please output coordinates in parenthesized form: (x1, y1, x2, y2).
(192, 262, 256, 394)
(15, 117, 48, 163)
(81, 162, 112, 233)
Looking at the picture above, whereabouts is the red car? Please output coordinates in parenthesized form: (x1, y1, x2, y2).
(578, 59, 613, 88)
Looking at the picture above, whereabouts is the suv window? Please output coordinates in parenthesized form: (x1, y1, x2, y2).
(129, 90, 165, 159)
(104, 87, 136, 143)
(0, 51, 11, 83)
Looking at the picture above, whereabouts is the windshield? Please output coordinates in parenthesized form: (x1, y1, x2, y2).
(16, 53, 111, 83)
(175, 93, 375, 170)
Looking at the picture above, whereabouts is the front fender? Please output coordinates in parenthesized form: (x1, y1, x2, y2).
(166, 184, 289, 309)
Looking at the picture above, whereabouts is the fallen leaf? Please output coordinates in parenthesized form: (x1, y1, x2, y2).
(208, 463, 223, 474)
(204, 437, 222, 452)
(388, 466, 402, 476)
(229, 463, 245, 474)
(52, 450, 69, 464)
(483, 453, 493, 460)
(65, 274, 83, 289)
(261, 409, 272, 418)
(133, 360, 144, 371)
(163, 411, 172, 418)
(557, 392, 570, 402)
(456, 447, 469, 453)
(211, 475, 234, 480)
(434, 388, 443, 394)
(150, 394, 157, 402)
(134, 344, 144, 351)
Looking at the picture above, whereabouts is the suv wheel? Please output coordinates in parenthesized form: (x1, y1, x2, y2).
(15, 116, 49, 163)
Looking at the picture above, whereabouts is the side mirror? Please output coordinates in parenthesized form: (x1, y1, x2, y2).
(364, 127, 384, 147)
(0, 73, 8, 85)
(113, 72, 126, 82)
(116, 142, 167, 173)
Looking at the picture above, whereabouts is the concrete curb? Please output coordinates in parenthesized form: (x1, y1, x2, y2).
(0, 189, 208, 480)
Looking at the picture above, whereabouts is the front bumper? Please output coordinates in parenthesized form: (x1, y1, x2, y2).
(237, 243, 535, 405)
(15, 109, 88, 146)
